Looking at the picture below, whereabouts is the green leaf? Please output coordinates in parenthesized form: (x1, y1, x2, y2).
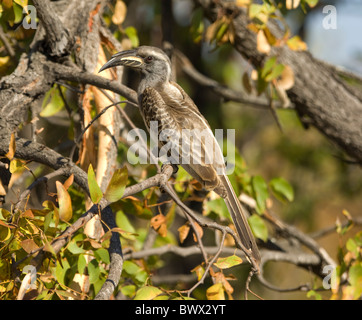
(306, 290, 322, 300)
(88, 259, 100, 284)
(213, 255, 243, 269)
(56, 181, 73, 222)
(94, 248, 110, 264)
(87, 164, 103, 204)
(124, 26, 139, 48)
(269, 177, 294, 203)
(205, 198, 229, 220)
(12, 2, 23, 24)
(104, 166, 128, 203)
(121, 285, 136, 298)
(248, 214, 268, 242)
(249, 4, 263, 19)
(134, 270, 148, 285)
(304, 0, 318, 8)
(115, 210, 136, 240)
(349, 263, 362, 299)
(40, 86, 65, 118)
(190, 8, 204, 43)
(265, 64, 285, 82)
(134, 286, 163, 300)
(14, 0, 28, 8)
(42, 200, 59, 228)
(67, 240, 85, 255)
(123, 260, 142, 276)
(251, 175, 269, 213)
(54, 258, 70, 286)
(261, 56, 277, 78)
(77, 254, 87, 275)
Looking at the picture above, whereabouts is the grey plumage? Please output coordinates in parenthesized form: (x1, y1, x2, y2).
(99, 46, 261, 265)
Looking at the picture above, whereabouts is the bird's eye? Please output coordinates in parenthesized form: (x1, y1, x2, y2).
(145, 56, 153, 63)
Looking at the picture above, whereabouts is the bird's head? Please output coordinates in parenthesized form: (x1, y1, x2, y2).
(99, 46, 172, 87)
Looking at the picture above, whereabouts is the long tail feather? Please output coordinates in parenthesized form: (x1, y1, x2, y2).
(219, 175, 261, 264)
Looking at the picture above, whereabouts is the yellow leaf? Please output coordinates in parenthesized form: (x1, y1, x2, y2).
(104, 166, 128, 203)
(112, 0, 127, 25)
(191, 265, 205, 281)
(236, 0, 250, 7)
(0, 56, 11, 74)
(9, 159, 24, 173)
(134, 286, 163, 300)
(213, 255, 243, 269)
(206, 283, 225, 300)
(286, 0, 301, 10)
(0, 225, 12, 242)
(56, 181, 73, 222)
(287, 35, 307, 51)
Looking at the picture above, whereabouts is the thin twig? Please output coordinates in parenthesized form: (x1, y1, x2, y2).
(69, 100, 135, 161)
(185, 230, 227, 297)
(0, 25, 15, 57)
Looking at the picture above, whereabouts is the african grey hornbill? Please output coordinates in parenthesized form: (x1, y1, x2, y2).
(99, 46, 261, 265)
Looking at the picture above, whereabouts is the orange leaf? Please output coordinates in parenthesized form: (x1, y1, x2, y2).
(276, 65, 295, 90)
(56, 181, 73, 222)
(21, 209, 34, 219)
(150, 214, 167, 237)
(192, 222, 204, 242)
(257, 30, 271, 54)
(178, 224, 191, 243)
(5, 132, 16, 160)
(21, 239, 39, 254)
(63, 174, 74, 190)
(112, 0, 127, 25)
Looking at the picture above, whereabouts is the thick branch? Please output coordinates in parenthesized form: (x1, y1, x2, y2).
(32, 0, 72, 56)
(50, 61, 138, 104)
(196, 0, 362, 162)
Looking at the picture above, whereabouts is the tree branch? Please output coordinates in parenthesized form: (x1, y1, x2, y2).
(50, 61, 138, 104)
(32, 0, 72, 56)
(174, 49, 279, 109)
(196, 0, 362, 163)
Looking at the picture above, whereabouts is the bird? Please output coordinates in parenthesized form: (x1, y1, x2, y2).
(99, 46, 261, 265)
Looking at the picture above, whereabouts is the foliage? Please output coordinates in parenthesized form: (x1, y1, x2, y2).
(0, 0, 361, 301)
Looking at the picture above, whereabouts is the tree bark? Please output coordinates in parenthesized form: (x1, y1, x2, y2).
(196, 0, 362, 163)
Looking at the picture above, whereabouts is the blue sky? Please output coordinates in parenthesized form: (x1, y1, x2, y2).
(305, 0, 362, 74)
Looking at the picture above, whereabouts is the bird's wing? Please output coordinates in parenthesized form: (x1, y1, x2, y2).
(170, 83, 226, 180)
(140, 86, 225, 189)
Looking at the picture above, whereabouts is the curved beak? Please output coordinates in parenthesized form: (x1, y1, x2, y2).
(98, 49, 144, 73)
